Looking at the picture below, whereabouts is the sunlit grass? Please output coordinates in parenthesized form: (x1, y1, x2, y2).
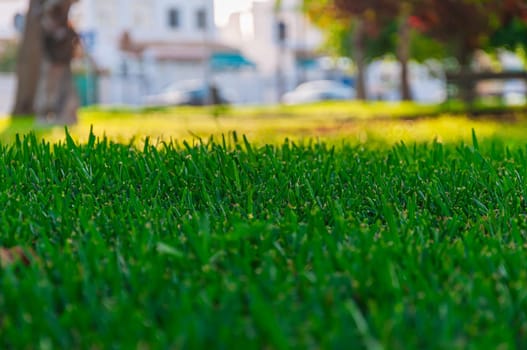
(0, 101, 526, 146)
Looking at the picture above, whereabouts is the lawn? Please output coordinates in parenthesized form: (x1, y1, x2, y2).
(1, 103, 527, 348)
(1, 101, 526, 145)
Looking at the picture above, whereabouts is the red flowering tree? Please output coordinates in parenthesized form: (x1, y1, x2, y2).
(411, 0, 527, 68)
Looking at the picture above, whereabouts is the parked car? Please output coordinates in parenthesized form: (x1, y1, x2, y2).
(143, 80, 230, 106)
(282, 80, 355, 105)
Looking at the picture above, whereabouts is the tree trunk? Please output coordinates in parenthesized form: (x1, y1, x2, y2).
(34, 60, 78, 124)
(457, 47, 475, 110)
(352, 18, 367, 101)
(397, 12, 412, 101)
(35, 0, 79, 125)
(12, 0, 43, 116)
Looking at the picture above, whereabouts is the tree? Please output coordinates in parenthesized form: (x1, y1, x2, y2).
(305, 0, 416, 100)
(411, 0, 527, 68)
(12, 0, 79, 124)
(12, 0, 43, 116)
(333, 0, 414, 100)
(396, 4, 412, 101)
(487, 1, 527, 53)
(410, 0, 527, 103)
(489, 18, 527, 53)
(303, 0, 368, 99)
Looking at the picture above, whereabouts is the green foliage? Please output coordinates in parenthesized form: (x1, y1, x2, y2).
(305, 15, 396, 62)
(304, 0, 527, 66)
(1, 131, 527, 348)
(411, 0, 527, 64)
(488, 18, 527, 51)
(303, 1, 447, 65)
(410, 30, 448, 62)
(364, 20, 397, 60)
(303, 0, 350, 57)
(357, 18, 447, 63)
(319, 20, 352, 58)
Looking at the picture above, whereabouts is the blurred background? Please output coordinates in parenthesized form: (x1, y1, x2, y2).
(0, 0, 526, 116)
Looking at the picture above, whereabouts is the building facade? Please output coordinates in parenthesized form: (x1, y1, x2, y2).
(71, 0, 216, 69)
(219, 0, 326, 103)
(69, 0, 228, 105)
(0, 1, 26, 41)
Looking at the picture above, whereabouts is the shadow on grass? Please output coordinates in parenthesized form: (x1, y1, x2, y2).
(437, 99, 527, 120)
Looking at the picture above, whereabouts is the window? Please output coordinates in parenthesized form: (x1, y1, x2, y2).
(168, 8, 180, 29)
(196, 9, 207, 30)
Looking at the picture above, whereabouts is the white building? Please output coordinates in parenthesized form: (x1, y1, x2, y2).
(71, 0, 216, 69)
(219, 0, 326, 103)
(0, 0, 26, 116)
(2, 0, 327, 106)
(71, 0, 258, 105)
(0, 0, 26, 41)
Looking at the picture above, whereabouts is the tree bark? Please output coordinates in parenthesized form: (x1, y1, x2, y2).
(352, 18, 367, 101)
(458, 63, 476, 112)
(397, 12, 412, 101)
(12, 0, 43, 116)
(34, 60, 78, 124)
(35, 0, 79, 125)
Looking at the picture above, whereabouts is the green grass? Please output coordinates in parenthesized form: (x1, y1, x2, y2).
(1, 101, 527, 146)
(1, 128, 527, 348)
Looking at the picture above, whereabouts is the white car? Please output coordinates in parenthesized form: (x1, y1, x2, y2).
(282, 80, 355, 105)
(143, 80, 229, 106)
